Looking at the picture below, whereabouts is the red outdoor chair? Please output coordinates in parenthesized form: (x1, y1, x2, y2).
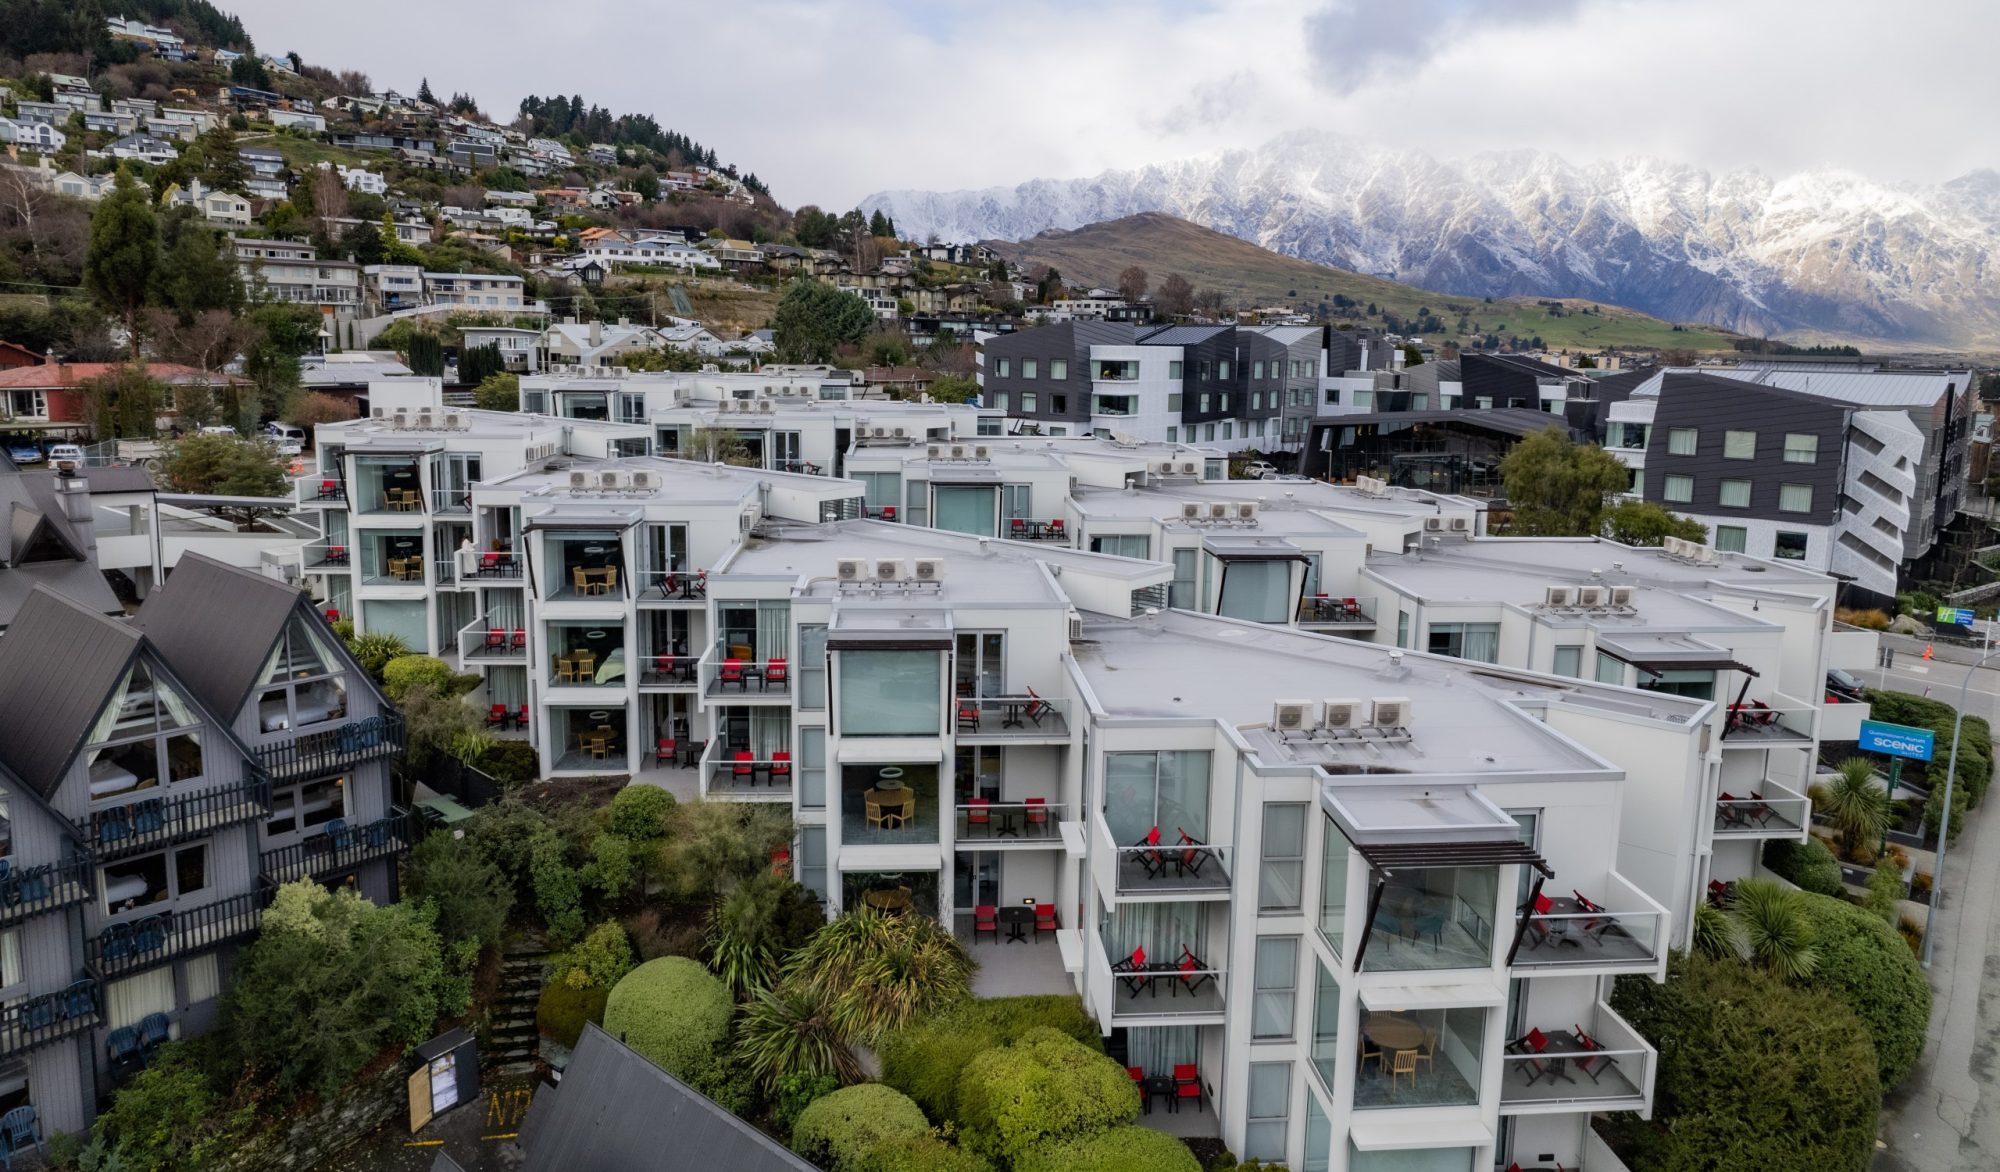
(957, 698, 980, 731)
(972, 904, 997, 943)
(1174, 946, 1215, 996)
(1126, 1066, 1144, 1084)
(512, 629, 527, 650)
(771, 751, 792, 783)
(1048, 519, 1064, 538)
(323, 608, 339, 622)
(881, 506, 897, 522)
(1023, 685, 1047, 725)
(1111, 946, 1150, 995)
(1135, 826, 1168, 878)
(1034, 903, 1057, 936)
(732, 751, 753, 782)
(327, 545, 346, 563)
(479, 551, 501, 574)
(1175, 828, 1210, 878)
(720, 659, 747, 690)
(763, 657, 789, 689)
(319, 478, 338, 498)
(515, 704, 529, 732)
(655, 738, 676, 765)
(1011, 518, 1027, 536)
(966, 797, 992, 837)
(485, 629, 507, 650)
(1173, 1064, 1202, 1111)
(1024, 796, 1049, 834)
(486, 704, 507, 728)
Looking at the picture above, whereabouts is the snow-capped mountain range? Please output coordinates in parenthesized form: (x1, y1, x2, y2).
(862, 131, 2000, 349)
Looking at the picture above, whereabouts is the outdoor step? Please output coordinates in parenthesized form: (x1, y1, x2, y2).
(497, 1047, 535, 1061)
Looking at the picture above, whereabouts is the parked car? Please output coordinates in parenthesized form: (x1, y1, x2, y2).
(1826, 667, 1867, 700)
(1243, 460, 1279, 480)
(264, 421, 307, 447)
(199, 425, 237, 437)
(46, 443, 84, 474)
(5, 440, 42, 465)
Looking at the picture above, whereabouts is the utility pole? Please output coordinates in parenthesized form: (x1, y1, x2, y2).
(1924, 648, 1999, 968)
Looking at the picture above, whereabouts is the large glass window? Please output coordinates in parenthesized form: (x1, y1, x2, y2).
(838, 650, 942, 736)
(1551, 645, 1582, 677)
(1348, 1146, 1475, 1171)
(1425, 622, 1499, 663)
(1361, 865, 1499, 972)
(1638, 668, 1716, 700)
(85, 660, 203, 807)
(1217, 560, 1291, 624)
(1089, 534, 1149, 558)
(0, 785, 10, 859)
(1102, 751, 1210, 843)
(1259, 803, 1307, 912)
(798, 625, 828, 709)
(934, 485, 997, 536)
(1775, 531, 1809, 560)
(954, 632, 1005, 698)
(1719, 479, 1751, 508)
(1784, 433, 1818, 463)
(1723, 430, 1756, 459)
(548, 621, 626, 687)
(1779, 483, 1813, 513)
(1667, 427, 1697, 455)
(799, 827, 827, 900)
(855, 472, 901, 513)
(1244, 1063, 1290, 1162)
(799, 728, 826, 808)
(255, 613, 348, 733)
(1595, 651, 1625, 685)
(1352, 1006, 1488, 1110)
(362, 599, 428, 652)
(1714, 525, 1747, 553)
(1252, 936, 1299, 1039)
(1304, 1094, 1330, 1172)
(545, 530, 624, 600)
(1169, 548, 1197, 609)
(1319, 821, 1350, 957)
(1310, 956, 1340, 1090)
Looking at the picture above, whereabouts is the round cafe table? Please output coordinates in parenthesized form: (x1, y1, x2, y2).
(1363, 1012, 1428, 1053)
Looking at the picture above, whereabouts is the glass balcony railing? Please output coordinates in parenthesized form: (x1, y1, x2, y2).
(1112, 839, 1231, 896)
(704, 744, 794, 799)
(1713, 780, 1811, 838)
(953, 694, 1070, 739)
(1500, 1005, 1653, 1111)
(300, 541, 352, 571)
(637, 570, 707, 601)
(954, 801, 1065, 841)
(1511, 872, 1667, 973)
(1721, 700, 1814, 744)
(294, 475, 347, 507)
(1298, 594, 1378, 627)
(459, 618, 527, 663)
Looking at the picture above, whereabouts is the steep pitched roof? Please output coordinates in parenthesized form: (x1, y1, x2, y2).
(517, 1024, 815, 1172)
(0, 586, 143, 798)
(0, 461, 118, 629)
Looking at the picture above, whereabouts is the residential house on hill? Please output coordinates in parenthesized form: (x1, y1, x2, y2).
(0, 363, 253, 428)
(539, 320, 669, 369)
(0, 120, 64, 151)
(106, 134, 178, 165)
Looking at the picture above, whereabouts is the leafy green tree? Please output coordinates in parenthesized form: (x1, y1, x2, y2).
(632, 167, 660, 201)
(707, 872, 821, 996)
(609, 783, 676, 839)
(736, 982, 867, 1089)
(81, 1040, 249, 1168)
(619, 344, 705, 372)
(653, 799, 793, 901)
(1795, 893, 1929, 1088)
(1604, 499, 1707, 546)
(1817, 757, 1890, 858)
(1760, 836, 1843, 895)
(955, 1028, 1140, 1165)
(925, 375, 979, 404)
(230, 54, 270, 89)
(402, 830, 513, 954)
(381, 654, 458, 701)
(84, 169, 158, 356)
(868, 209, 892, 238)
(380, 211, 424, 265)
(473, 371, 521, 411)
(790, 1084, 930, 1172)
(1604, 951, 1879, 1172)
(189, 125, 249, 194)
(531, 820, 586, 942)
(602, 957, 733, 1080)
(880, 995, 1104, 1122)
(772, 280, 875, 364)
(160, 433, 288, 517)
(343, 631, 410, 680)
(551, 919, 636, 989)
(242, 303, 323, 424)
(76, 362, 167, 439)
(225, 881, 447, 1097)
(1498, 427, 1631, 536)
(1016, 1125, 1199, 1172)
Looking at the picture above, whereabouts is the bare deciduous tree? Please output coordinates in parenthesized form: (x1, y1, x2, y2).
(1156, 273, 1195, 317)
(1117, 265, 1150, 302)
(310, 166, 349, 241)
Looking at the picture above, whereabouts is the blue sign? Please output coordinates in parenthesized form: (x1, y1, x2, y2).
(1937, 606, 1976, 626)
(1859, 720, 1936, 761)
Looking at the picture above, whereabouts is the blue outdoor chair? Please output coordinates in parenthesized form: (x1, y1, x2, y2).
(138, 1012, 171, 1052)
(10, 863, 50, 905)
(20, 995, 55, 1032)
(0, 1105, 45, 1167)
(327, 818, 356, 850)
(130, 916, 167, 955)
(95, 808, 133, 845)
(107, 1026, 143, 1076)
(364, 819, 392, 849)
(62, 979, 96, 1020)
(99, 921, 134, 964)
(131, 799, 167, 836)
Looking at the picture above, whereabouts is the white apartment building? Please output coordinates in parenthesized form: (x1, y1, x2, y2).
(234, 239, 361, 318)
(337, 165, 388, 195)
(425, 272, 526, 311)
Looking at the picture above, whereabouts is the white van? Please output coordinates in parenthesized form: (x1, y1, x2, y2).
(264, 422, 307, 447)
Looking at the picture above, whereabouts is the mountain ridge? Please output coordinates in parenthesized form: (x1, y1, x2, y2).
(863, 132, 2000, 350)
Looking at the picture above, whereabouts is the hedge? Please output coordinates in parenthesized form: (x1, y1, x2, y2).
(1797, 893, 1931, 1089)
(854, 1132, 990, 1172)
(789, 1083, 930, 1172)
(1603, 951, 1880, 1172)
(1014, 1125, 1201, 1172)
(602, 957, 732, 1080)
(1863, 689, 1993, 812)
(381, 654, 457, 701)
(1760, 837, 1843, 896)
(878, 996, 1101, 1122)
(535, 982, 607, 1049)
(610, 784, 677, 840)
(955, 1028, 1139, 1164)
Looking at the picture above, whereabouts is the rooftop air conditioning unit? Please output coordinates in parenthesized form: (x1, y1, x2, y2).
(910, 557, 945, 584)
(599, 470, 625, 490)
(891, 426, 909, 439)
(370, 407, 385, 419)
(1576, 584, 1607, 607)
(1662, 536, 1686, 559)
(1694, 544, 1720, 565)
(829, 558, 868, 585)
(630, 470, 658, 490)
(441, 411, 464, 430)
(1068, 609, 1084, 642)
(950, 445, 967, 459)
(1544, 585, 1575, 608)
(1207, 502, 1230, 521)
(872, 558, 903, 583)
(973, 445, 990, 459)
(1236, 501, 1258, 522)
(1322, 699, 1363, 731)
(1449, 516, 1470, 532)
(758, 399, 774, 413)
(1424, 516, 1445, 532)
(1371, 697, 1411, 729)
(1273, 700, 1315, 733)
(870, 426, 889, 439)
(1181, 502, 1203, 521)
(928, 444, 944, 459)
(1608, 584, 1636, 608)
(1179, 460, 1200, 476)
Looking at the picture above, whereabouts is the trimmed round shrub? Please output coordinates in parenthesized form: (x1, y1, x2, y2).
(381, 654, 456, 701)
(1015, 1125, 1200, 1172)
(879, 995, 1100, 1122)
(1603, 951, 1879, 1172)
(789, 1083, 929, 1172)
(955, 1027, 1140, 1164)
(1761, 837, 1842, 896)
(610, 783, 677, 840)
(602, 956, 732, 1080)
(1797, 892, 1930, 1089)
(855, 1133, 990, 1172)
(536, 982, 607, 1049)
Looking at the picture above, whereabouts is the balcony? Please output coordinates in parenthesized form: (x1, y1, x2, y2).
(701, 654, 792, 700)
(1111, 835, 1232, 898)
(460, 619, 527, 663)
(88, 777, 272, 859)
(0, 855, 94, 927)
(1721, 699, 1814, 746)
(1819, 693, 1870, 742)
(1712, 780, 1811, 839)
(257, 713, 407, 783)
(637, 570, 707, 603)
(294, 474, 347, 508)
(704, 745, 794, 801)
(300, 541, 352, 571)
(0, 976, 100, 1059)
(1089, 927, 1226, 1024)
(461, 552, 523, 580)
(637, 653, 700, 688)
(431, 487, 471, 514)
(259, 807, 419, 883)
(1298, 593, 1379, 629)
(841, 764, 940, 847)
(1500, 1003, 1654, 1114)
(84, 889, 268, 980)
(1512, 872, 1668, 975)
(954, 801, 1066, 845)
(1001, 519, 1071, 544)
(953, 695, 1071, 744)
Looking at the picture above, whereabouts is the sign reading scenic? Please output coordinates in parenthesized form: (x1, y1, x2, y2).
(1858, 719, 1936, 761)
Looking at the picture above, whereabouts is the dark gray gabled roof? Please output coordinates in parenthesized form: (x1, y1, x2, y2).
(0, 586, 143, 798)
(134, 553, 366, 720)
(517, 1024, 815, 1172)
(1140, 323, 1232, 346)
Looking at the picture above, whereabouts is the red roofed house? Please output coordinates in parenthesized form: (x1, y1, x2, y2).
(0, 362, 251, 428)
(0, 341, 43, 371)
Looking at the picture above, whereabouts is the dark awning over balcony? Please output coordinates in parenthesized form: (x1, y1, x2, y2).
(1356, 839, 1552, 878)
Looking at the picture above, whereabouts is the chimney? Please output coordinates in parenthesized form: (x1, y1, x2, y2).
(588, 320, 602, 347)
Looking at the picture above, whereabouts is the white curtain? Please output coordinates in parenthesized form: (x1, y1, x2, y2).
(185, 953, 220, 1003)
(0, 928, 19, 987)
(106, 967, 175, 1030)
(1105, 902, 1205, 966)
(1126, 1025, 1198, 1078)
(757, 603, 790, 663)
(1461, 624, 1500, 664)
(750, 708, 788, 758)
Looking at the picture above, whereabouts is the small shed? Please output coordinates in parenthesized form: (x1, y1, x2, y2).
(409, 1027, 481, 1132)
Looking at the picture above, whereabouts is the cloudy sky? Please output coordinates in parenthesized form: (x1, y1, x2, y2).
(226, 0, 1999, 208)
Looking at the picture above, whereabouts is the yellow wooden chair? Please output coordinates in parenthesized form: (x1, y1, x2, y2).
(1391, 1049, 1419, 1093)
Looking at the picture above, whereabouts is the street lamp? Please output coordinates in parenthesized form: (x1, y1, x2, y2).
(1922, 648, 1999, 968)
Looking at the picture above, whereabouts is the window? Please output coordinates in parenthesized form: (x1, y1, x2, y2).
(1425, 622, 1500, 663)
(1244, 1063, 1290, 1161)
(1779, 483, 1813, 513)
(1552, 645, 1582, 678)
(798, 625, 828, 709)
(1021, 359, 1037, 379)
(1021, 392, 1036, 413)
(799, 728, 826, 808)
(1167, 392, 1183, 412)
(1102, 751, 1210, 843)
(1723, 430, 1756, 459)
(1218, 360, 1231, 380)
(1089, 534, 1149, 559)
(84, 660, 204, 810)
(1663, 474, 1693, 503)
(1050, 359, 1068, 380)
(1200, 393, 1211, 413)
(1217, 560, 1291, 624)
(800, 826, 828, 901)
(1166, 426, 1178, 442)
(1349, 1145, 1476, 1171)
(1324, 388, 1340, 405)
(0, 928, 18, 990)
(106, 967, 175, 1031)
(266, 776, 345, 838)
(1259, 803, 1307, 912)
(1774, 531, 1809, 560)
(1719, 479, 1751, 508)
(993, 392, 1009, 412)
(1351, 1007, 1487, 1109)
(1668, 427, 1698, 455)
(1639, 668, 1716, 700)
(1714, 524, 1747, 552)
(995, 358, 1010, 377)
(1304, 1095, 1330, 1172)
(1051, 394, 1067, 414)
(1203, 424, 1215, 441)
(1253, 361, 1265, 379)
(1310, 956, 1340, 1089)
(1595, 652, 1625, 685)
(838, 650, 941, 736)
(1222, 422, 1234, 440)
(1395, 612, 1409, 649)
(1319, 819, 1350, 956)
(1169, 360, 1184, 379)
(1784, 433, 1818, 463)
(1169, 548, 1198, 609)
(1252, 937, 1299, 1039)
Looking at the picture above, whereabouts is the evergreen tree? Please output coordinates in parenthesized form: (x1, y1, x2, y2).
(869, 209, 891, 237)
(771, 281, 875, 364)
(84, 170, 159, 358)
(417, 77, 437, 105)
(153, 207, 244, 322)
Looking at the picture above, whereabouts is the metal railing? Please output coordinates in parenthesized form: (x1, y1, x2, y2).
(1499, 1005, 1653, 1109)
(0, 855, 94, 927)
(953, 695, 1070, 737)
(88, 777, 273, 858)
(294, 475, 346, 507)
(1112, 840, 1232, 894)
(259, 807, 419, 883)
(954, 801, 1066, 840)
(704, 746, 795, 796)
(638, 653, 700, 686)
(701, 653, 792, 696)
(459, 619, 527, 662)
(638, 569, 707, 601)
(1298, 594, 1378, 625)
(0, 976, 100, 1059)
(85, 889, 268, 979)
(1713, 780, 1812, 836)
(1721, 701, 1815, 742)
(462, 552, 523, 580)
(301, 541, 352, 569)
(257, 713, 407, 782)
(1002, 519, 1070, 543)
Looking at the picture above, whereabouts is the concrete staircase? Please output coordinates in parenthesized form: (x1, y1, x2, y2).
(489, 933, 550, 1078)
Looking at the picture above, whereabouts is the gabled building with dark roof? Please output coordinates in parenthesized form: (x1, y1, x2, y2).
(0, 450, 120, 631)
